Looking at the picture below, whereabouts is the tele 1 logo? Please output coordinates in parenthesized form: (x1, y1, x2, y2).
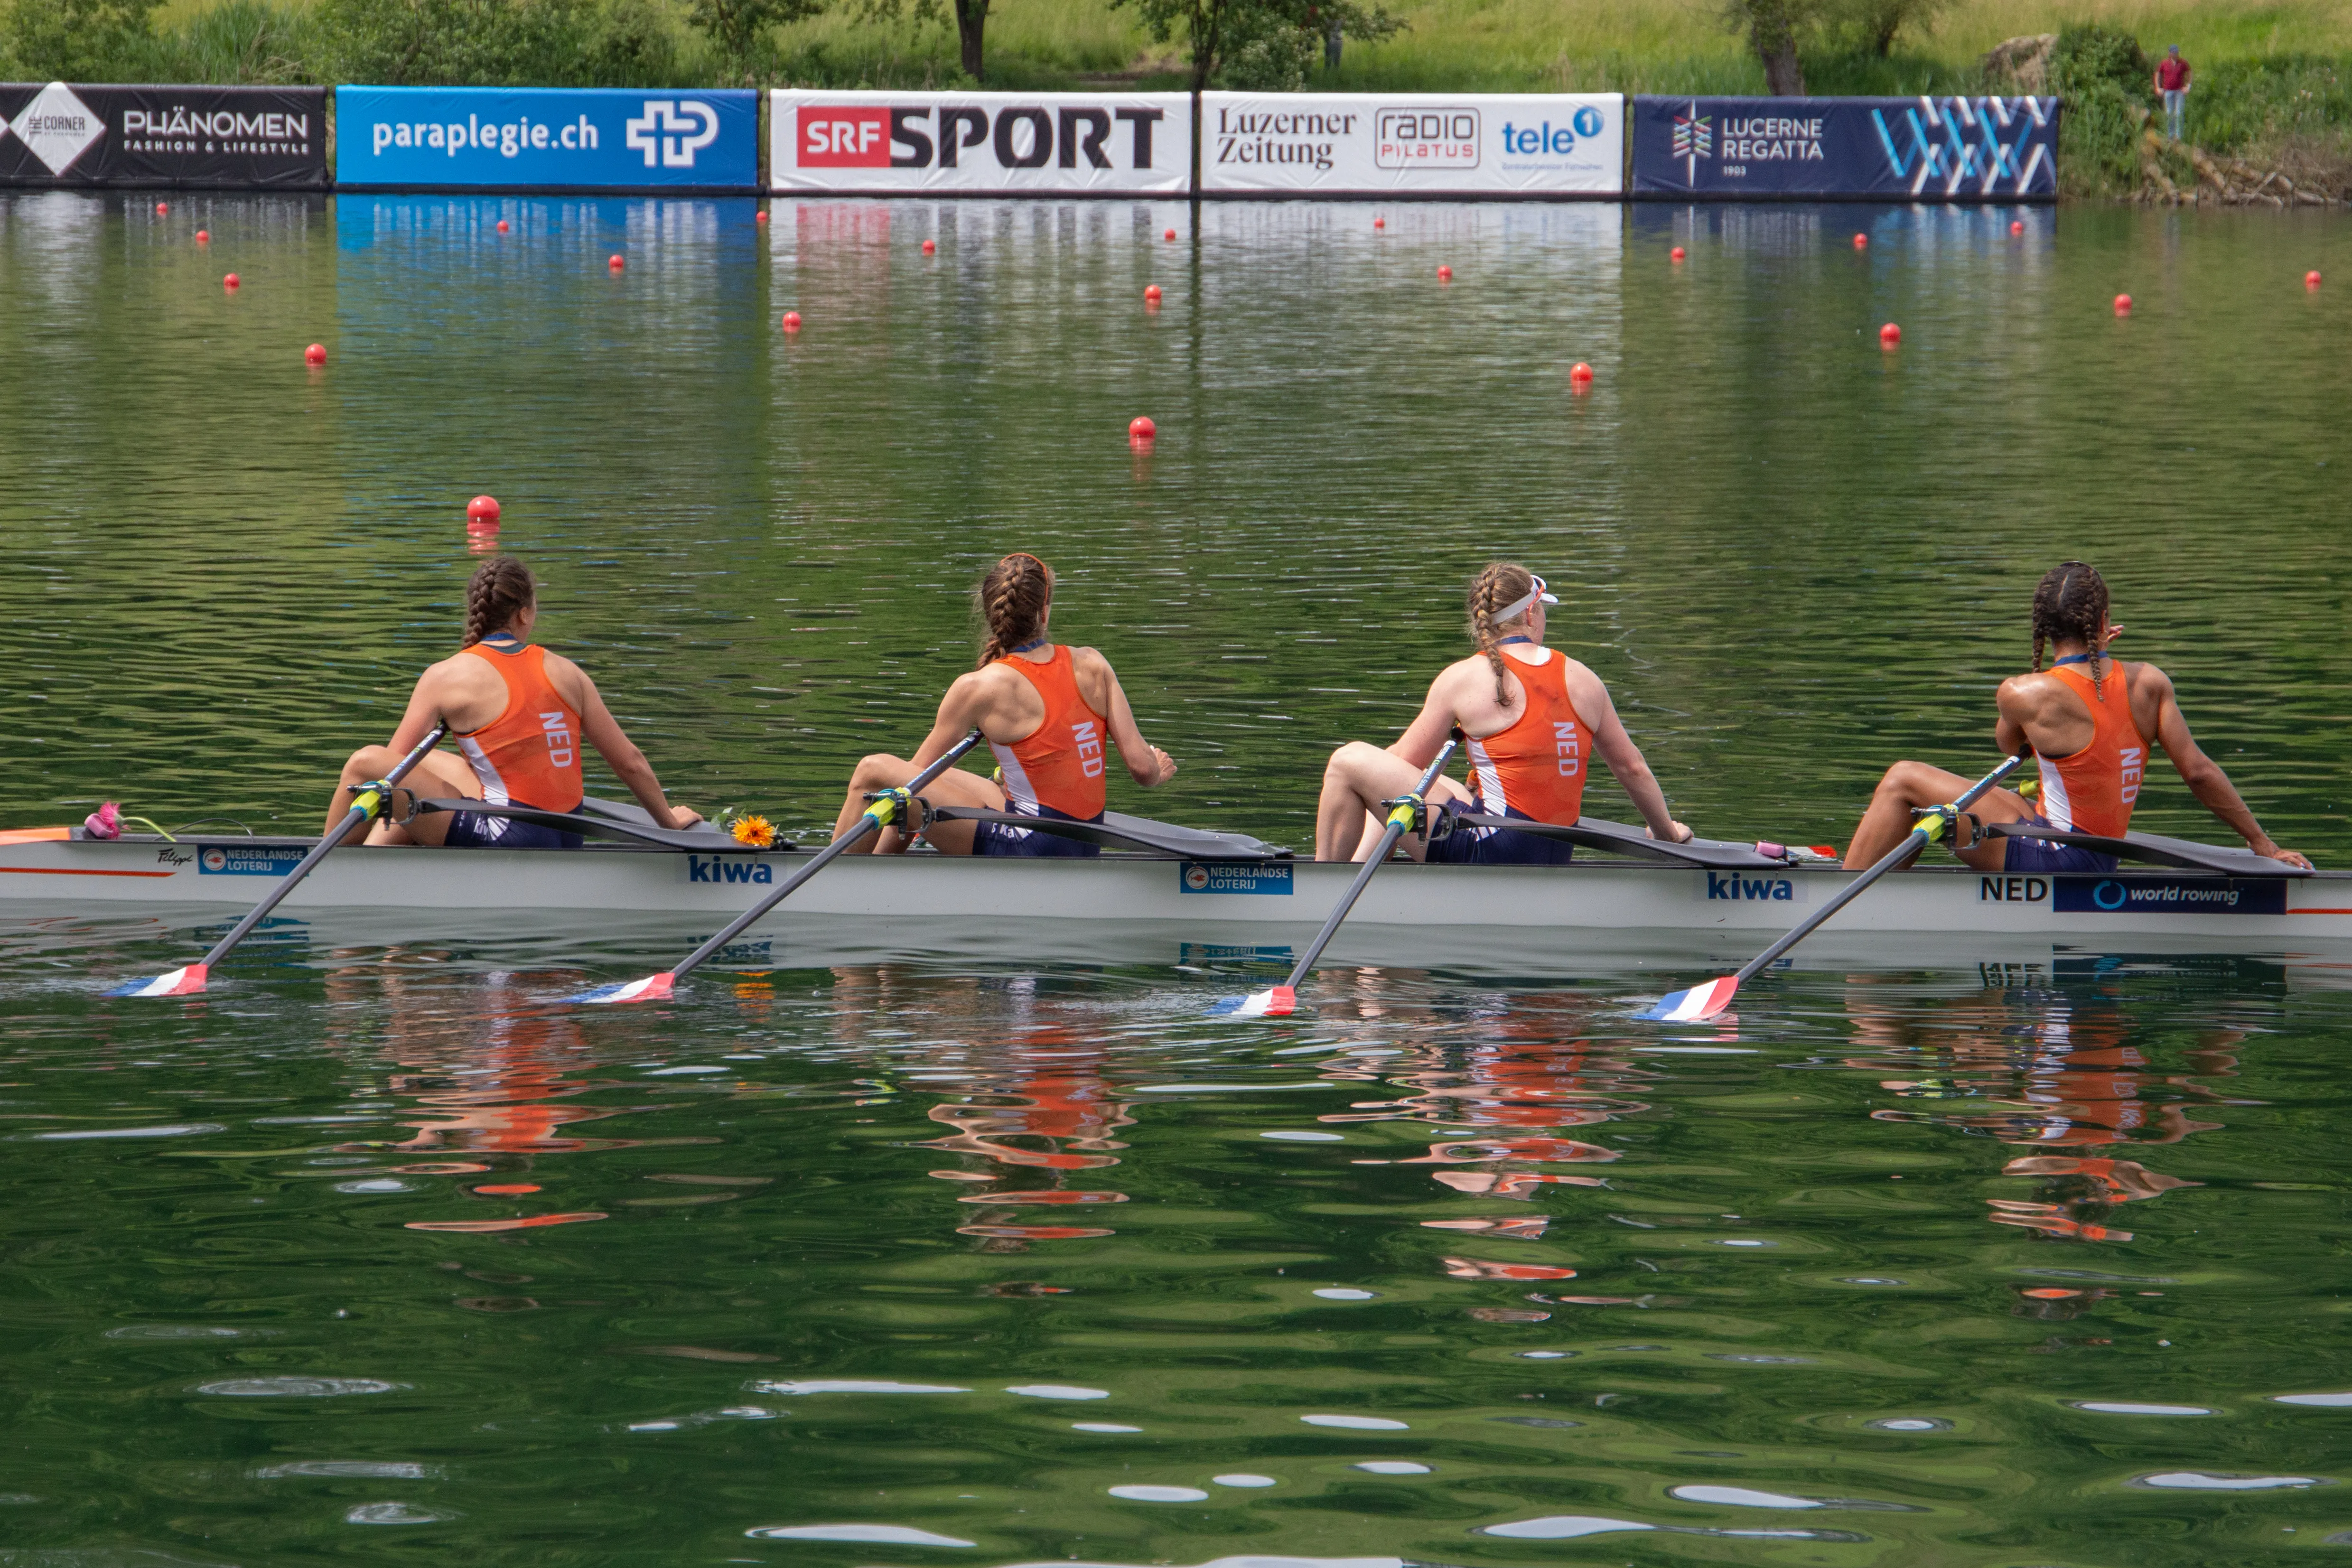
(1499, 106, 1606, 156)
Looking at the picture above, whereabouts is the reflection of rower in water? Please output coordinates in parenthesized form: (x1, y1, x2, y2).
(832, 552, 1177, 856)
(1844, 560, 2309, 871)
(327, 557, 700, 847)
(1313, 562, 1691, 862)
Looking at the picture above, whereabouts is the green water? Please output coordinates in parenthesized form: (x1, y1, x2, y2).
(5, 191, 2352, 1565)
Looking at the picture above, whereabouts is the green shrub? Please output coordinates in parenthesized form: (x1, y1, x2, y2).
(2057, 78, 2142, 192)
(2049, 23, 2151, 102)
(2187, 55, 2351, 154)
(315, 0, 597, 85)
(5, 0, 164, 80)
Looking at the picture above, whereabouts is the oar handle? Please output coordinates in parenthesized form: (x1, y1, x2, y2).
(667, 728, 985, 985)
(196, 721, 451, 971)
(1279, 733, 1463, 992)
(1730, 751, 2027, 987)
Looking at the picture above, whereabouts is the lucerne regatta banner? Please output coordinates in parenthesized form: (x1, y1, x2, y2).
(1197, 93, 1624, 197)
(0, 83, 325, 188)
(336, 86, 758, 192)
(770, 91, 1192, 196)
(1630, 95, 2060, 199)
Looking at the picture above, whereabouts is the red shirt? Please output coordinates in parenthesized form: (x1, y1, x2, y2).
(2156, 56, 2190, 90)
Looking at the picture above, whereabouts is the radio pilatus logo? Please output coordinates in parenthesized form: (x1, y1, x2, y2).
(1671, 104, 1713, 181)
(625, 100, 720, 168)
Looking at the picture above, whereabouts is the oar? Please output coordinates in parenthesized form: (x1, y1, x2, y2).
(569, 728, 984, 1005)
(1638, 752, 2028, 1023)
(106, 722, 451, 998)
(1213, 733, 1463, 1019)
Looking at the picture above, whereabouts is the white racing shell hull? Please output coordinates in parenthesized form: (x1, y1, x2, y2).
(5, 837, 2350, 975)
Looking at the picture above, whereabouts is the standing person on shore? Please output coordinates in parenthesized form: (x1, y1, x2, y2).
(830, 552, 1178, 856)
(1841, 561, 2309, 873)
(1312, 562, 1691, 863)
(325, 556, 702, 847)
(2155, 46, 2192, 140)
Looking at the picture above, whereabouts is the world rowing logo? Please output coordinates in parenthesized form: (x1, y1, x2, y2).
(625, 100, 720, 169)
(2092, 878, 2128, 910)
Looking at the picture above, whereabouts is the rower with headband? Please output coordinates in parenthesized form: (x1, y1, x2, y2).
(826, 551, 1179, 858)
(1310, 561, 1693, 865)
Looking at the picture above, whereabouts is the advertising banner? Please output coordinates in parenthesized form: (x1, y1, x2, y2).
(1197, 93, 1623, 198)
(336, 86, 758, 192)
(0, 83, 325, 188)
(1631, 95, 2060, 200)
(770, 91, 1191, 196)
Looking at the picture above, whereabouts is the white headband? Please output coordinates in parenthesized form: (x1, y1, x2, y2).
(1495, 574, 1559, 625)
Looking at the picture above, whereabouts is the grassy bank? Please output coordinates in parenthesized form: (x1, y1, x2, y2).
(7, 0, 2347, 196)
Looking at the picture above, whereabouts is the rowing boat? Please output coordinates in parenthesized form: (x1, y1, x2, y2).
(7, 821, 2348, 972)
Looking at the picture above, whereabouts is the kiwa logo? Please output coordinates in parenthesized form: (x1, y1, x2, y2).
(1706, 871, 1797, 902)
(799, 104, 1166, 169)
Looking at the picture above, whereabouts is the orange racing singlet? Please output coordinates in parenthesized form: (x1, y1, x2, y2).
(990, 646, 1108, 821)
(1465, 647, 1589, 825)
(454, 641, 585, 812)
(2035, 662, 2145, 837)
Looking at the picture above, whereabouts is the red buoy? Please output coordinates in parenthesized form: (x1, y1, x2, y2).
(2113, 293, 2132, 315)
(1568, 362, 1594, 383)
(1373, 216, 1385, 229)
(1129, 415, 1156, 440)
(496, 219, 509, 233)
(1878, 322, 1901, 347)
(304, 343, 327, 366)
(1437, 264, 1453, 281)
(195, 229, 209, 243)
(1163, 227, 1176, 241)
(2010, 220, 2024, 235)
(782, 310, 802, 332)
(921, 238, 936, 254)
(222, 273, 240, 290)
(1853, 233, 1868, 250)
(1670, 245, 1685, 262)
(755, 210, 769, 224)
(608, 254, 625, 271)
(1143, 283, 1162, 303)
(2308, 270, 2323, 289)
(467, 495, 501, 526)
(155, 201, 168, 215)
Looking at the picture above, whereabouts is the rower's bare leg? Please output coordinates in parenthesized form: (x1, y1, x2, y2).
(1844, 761, 2035, 872)
(1316, 743, 1470, 863)
(326, 747, 477, 847)
(832, 756, 1005, 855)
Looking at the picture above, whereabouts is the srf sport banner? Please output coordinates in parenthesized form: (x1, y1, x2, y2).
(1198, 93, 1623, 197)
(0, 83, 325, 188)
(771, 92, 1190, 196)
(1631, 95, 2060, 200)
(336, 86, 758, 191)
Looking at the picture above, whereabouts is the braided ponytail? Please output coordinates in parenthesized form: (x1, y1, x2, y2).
(464, 557, 536, 647)
(1465, 562, 1535, 708)
(975, 552, 1054, 668)
(2030, 560, 2111, 696)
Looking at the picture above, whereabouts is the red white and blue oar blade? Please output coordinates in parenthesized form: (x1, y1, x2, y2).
(104, 962, 210, 999)
(1209, 984, 1297, 1019)
(1637, 975, 1739, 1023)
(566, 971, 676, 1006)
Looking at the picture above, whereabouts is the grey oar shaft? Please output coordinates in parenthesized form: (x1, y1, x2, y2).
(197, 722, 450, 970)
(1731, 752, 2026, 986)
(1280, 737, 1461, 992)
(668, 729, 983, 985)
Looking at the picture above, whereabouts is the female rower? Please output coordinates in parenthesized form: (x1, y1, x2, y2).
(326, 556, 700, 847)
(832, 552, 1177, 855)
(1314, 562, 1691, 862)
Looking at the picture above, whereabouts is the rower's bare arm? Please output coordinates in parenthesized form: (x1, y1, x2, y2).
(1576, 666, 1690, 843)
(1387, 669, 1469, 769)
(907, 672, 1000, 771)
(568, 666, 701, 831)
(1992, 676, 2038, 758)
(2146, 666, 2310, 867)
(1078, 649, 1175, 787)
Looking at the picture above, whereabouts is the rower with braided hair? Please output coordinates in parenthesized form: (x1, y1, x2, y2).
(1312, 562, 1693, 863)
(1843, 560, 2309, 871)
(831, 552, 1177, 856)
(324, 555, 701, 848)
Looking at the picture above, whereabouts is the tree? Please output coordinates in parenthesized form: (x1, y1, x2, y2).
(1721, 0, 1811, 95)
(1113, 0, 1396, 91)
(687, 0, 820, 71)
(1823, 0, 1951, 58)
(851, 0, 983, 81)
(4, 0, 164, 80)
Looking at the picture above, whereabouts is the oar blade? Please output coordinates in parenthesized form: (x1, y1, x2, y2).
(567, 971, 676, 1006)
(1210, 984, 1297, 1019)
(105, 963, 210, 999)
(1636, 975, 1739, 1023)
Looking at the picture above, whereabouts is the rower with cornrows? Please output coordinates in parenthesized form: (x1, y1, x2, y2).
(832, 552, 1178, 856)
(1843, 560, 2310, 871)
(325, 556, 701, 848)
(1313, 562, 1693, 862)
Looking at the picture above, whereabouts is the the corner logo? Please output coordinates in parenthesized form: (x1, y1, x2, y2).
(10, 82, 103, 176)
(625, 100, 720, 168)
